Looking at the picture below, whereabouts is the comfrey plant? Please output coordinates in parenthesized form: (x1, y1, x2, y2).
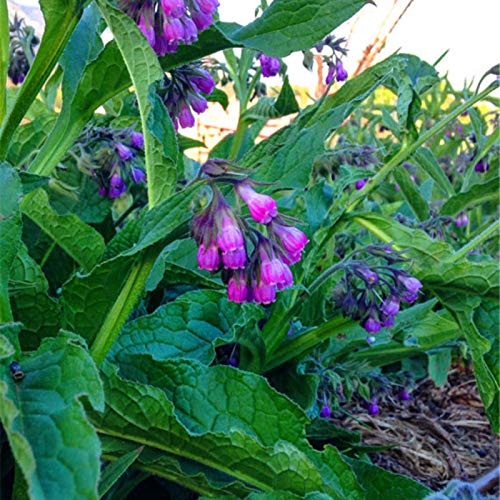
(0, 0, 498, 498)
(191, 159, 308, 304)
(118, 0, 219, 55)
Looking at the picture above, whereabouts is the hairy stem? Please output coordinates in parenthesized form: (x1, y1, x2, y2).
(451, 220, 499, 262)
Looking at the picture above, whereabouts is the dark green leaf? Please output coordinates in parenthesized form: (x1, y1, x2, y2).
(412, 147, 455, 197)
(21, 188, 106, 272)
(393, 166, 429, 220)
(0, 332, 104, 500)
(99, 447, 142, 497)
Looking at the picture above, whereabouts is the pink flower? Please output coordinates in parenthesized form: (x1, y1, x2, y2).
(272, 223, 309, 255)
(236, 182, 278, 224)
(197, 242, 220, 271)
(281, 251, 302, 265)
(253, 281, 276, 305)
(216, 214, 244, 253)
(222, 248, 246, 269)
(277, 263, 293, 290)
(259, 249, 287, 287)
(227, 272, 249, 303)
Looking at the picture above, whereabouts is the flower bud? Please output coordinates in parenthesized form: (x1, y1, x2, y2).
(335, 60, 348, 82)
(320, 403, 332, 418)
(227, 272, 250, 303)
(217, 214, 244, 253)
(130, 167, 146, 184)
(116, 143, 134, 161)
(272, 223, 309, 255)
(363, 316, 381, 334)
(130, 131, 144, 149)
(398, 275, 422, 294)
(381, 296, 400, 317)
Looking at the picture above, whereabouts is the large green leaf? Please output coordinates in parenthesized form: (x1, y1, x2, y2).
(393, 166, 429, 221)
(346, 458, 432, 499)
(97, 0, 178, 206)
(9, 243, 61, 350)
(110, 290, 262, 366)
(0, 0, 86, 156)
(412, 147, 455, 197)
(0, 162, 22, 322)
(21, 189, 105, 272)
(0, 332, 104, 500)
(226, 0, 371, 57)
(101, 436, 256, 498)
(91, 358, 367, 497)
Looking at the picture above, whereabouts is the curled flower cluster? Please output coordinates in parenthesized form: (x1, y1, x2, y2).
(191, 160, 309, 304)
(258, 53, 281, 78)
(70, 126, 146, 199)
(8, 15, 39, 85)
(332, 246, 423, 334)
(313, 35, 348, 84)
(119, 0, 219, 56)
(158, 63, 215, 129)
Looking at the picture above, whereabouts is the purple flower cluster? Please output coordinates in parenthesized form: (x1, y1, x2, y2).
(191, 162, 309, 304)
(73, 126, 146, 199)
(474, 159, 490, 173)
(333, 249, 423, 335)
(313, 34, 348, 85)
(8, 15, 39, 85)
(158, 64, 215, 129)
(258, 53, 281, 78)
(119, 0, 219, 56)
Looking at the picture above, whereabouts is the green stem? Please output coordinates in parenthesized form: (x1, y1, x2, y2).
(345, 82, 499, 212)
(264, 316, 354, 372)
(89, 246, 159, 367)
(0, 0, 8, 125)
(451, 220, 499, 262)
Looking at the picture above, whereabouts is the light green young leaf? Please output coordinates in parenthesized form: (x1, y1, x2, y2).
(21, 189, 105, 272)
(0, 332, 104, 500)
(97, 0, 178, 206)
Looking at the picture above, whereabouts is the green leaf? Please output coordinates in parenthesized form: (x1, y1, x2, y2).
(109, 290, 260, 366)
(427, 348, 452, 387)
(99, 447, 142, 498)
(28, 40, 131, 177)
(403, 310, 459, 350)
(244, 76, 299, 123)
(9, 243, 61, 350)
(438, 293, 499, 432)
(0, 332, 104, 500)
(0, 0, 85, 156)
(0, 162, 22, 322)
(227, 0, 371, 57)
(61, 254, 137, 345)
(412, 147, 455, 197)
(91, 361, 334, 496)
(241, 54, 402, 189)
(441, 173, 499, 216)
(0, 0, 8, 122)
(393, 166, 429, 220)
(346, 458, 432, 498)
(21, 189, 106, 272)
(124, 182, 201, 256)
(97, 0, 178, 206)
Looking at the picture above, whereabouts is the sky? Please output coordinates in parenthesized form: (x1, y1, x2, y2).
(13, 0, 500, 88)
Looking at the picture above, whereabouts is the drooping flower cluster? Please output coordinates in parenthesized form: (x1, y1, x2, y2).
(8, 15, 39, 85)
(258, 53, 281, 78)
(191, 160, 309, 304)
(158, 63, 215, 129)
(332, 245, 423, 334)
(69, 126, 146, 199)
(304, 34, 348, 85)
(119, 0, 219, 56)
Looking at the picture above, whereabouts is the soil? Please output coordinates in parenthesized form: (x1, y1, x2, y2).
(331, 369, 499, 493)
